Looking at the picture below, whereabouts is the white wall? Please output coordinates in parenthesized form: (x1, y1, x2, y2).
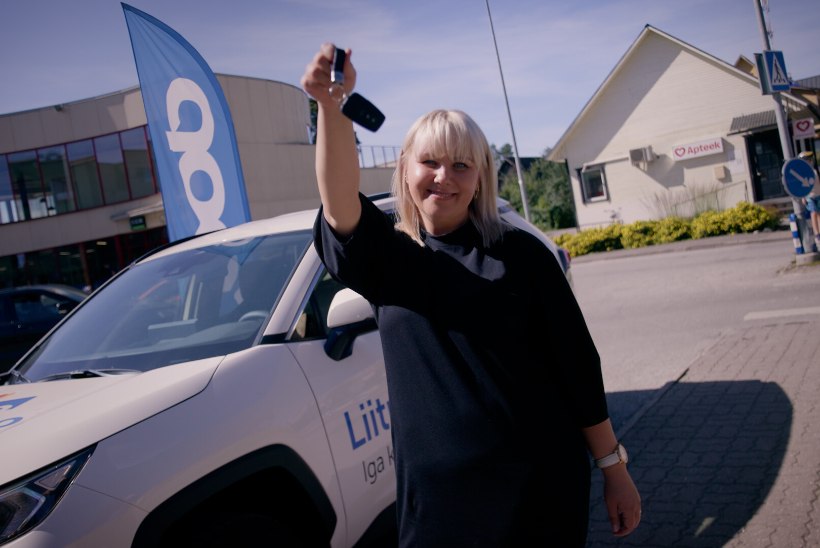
(560, 31, 779, 227)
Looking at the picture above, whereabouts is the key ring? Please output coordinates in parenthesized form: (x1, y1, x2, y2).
(326, 46, 385, 132)
(329, 49, 347, 105)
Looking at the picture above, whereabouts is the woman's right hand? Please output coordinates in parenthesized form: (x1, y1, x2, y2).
(300, 43, 357, 109)
(301, 43, 362, 236)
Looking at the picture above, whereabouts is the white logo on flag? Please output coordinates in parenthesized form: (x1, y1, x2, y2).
(165, 78, 227, 233)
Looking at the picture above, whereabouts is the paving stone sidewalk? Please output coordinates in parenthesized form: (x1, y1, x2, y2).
(586, 319, 820, 547)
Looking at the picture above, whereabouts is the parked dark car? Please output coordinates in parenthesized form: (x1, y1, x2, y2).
(0, 285, 88, 372)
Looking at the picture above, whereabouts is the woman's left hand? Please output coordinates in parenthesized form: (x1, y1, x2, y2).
(602, 464, 641, 536)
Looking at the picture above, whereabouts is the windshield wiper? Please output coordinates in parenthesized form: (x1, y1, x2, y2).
(38, 369, 142, 382)
(0, 370, 32, 385)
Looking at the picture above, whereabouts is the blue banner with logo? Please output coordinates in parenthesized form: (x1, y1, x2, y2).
(122, 3, 250, 241)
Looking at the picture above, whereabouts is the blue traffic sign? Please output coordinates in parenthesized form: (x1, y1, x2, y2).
(764, 51, 790, 92)
(782, 158, 818, 198)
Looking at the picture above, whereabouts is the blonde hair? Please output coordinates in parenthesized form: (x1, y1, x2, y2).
(390, 110, 506, 247)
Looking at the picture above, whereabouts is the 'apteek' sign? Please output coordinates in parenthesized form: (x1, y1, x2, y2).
(672, 137, 724, 162)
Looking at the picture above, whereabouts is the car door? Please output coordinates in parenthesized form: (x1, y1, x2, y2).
(286, 269, 395, 545)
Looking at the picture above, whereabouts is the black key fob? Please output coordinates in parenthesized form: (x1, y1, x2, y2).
(330, 47, 385, 132)
(341, 93, 385, 132)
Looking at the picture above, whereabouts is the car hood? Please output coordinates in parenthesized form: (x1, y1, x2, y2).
(0, 357, 222, 485)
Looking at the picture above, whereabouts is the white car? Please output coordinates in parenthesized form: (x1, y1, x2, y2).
(0, 196, 570, 547)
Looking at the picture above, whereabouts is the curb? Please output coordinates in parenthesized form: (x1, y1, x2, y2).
(572, 230, 790, 263)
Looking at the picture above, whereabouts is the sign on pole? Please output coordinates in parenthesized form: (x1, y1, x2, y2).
(792, 118, 815, 140)
(763, 50, 790, 93)
(122, 3, 251, 242)
(782, 158, 818, 198)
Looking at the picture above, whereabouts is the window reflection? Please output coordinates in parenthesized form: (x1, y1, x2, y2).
(8, 151, 47, 220)
(94, 134, 129, 204)
(67, 140, 103, 209)
(82, 238, 119, 290)
(0, 156, 20, 223)
(39, 146, 76, 214)
(121, 127, 154, 199)
(56, 245, 85, 287)
(1, 125, 158, 225)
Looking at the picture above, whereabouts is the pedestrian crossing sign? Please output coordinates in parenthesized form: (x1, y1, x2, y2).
(763, 50, 790, 92)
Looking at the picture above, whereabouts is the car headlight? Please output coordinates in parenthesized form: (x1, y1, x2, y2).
(0, 447, 94, 544)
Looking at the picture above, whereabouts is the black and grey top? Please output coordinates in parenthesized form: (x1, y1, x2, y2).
(314, 194, 608, 547)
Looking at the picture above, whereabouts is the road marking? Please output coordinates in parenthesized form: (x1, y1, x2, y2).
(744, 307, 820, 321)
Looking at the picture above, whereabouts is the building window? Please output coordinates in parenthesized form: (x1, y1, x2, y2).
(8, 151, 47, 220)
(0, 156, 19, 224)
(39, 146, 76, 214)
(94, 134, 129, 204)
(1, 126, 158, 225)
(579, 165, 609, 203)
(67, 139, 104, 210)
(121, 127, 155, 199)
(0, 228, 168, 290)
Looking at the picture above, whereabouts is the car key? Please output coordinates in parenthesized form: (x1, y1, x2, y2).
(329, 47, 385, 132)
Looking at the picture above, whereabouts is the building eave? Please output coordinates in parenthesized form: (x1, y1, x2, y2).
(547, 24, 798, 162)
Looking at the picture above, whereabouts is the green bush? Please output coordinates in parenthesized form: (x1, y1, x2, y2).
(620, 220, 658, 249)
(690, 202, 778, 238)
(652, 216, 691, 244)
(558, 224, 623, 257)
(553, 232, 574, 248)
(721, 201, 780, 233)
(690, 210, 724, 239)
(552, 202, 779, 257)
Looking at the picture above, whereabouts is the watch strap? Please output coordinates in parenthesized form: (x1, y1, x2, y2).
(595, 443, 627, 469)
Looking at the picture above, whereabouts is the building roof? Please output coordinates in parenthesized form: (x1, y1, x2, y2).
(547, 25, 810, 161)
(794, 75, 820, 90)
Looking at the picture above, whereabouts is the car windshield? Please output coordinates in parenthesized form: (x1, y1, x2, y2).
(16, 230, 312, 381)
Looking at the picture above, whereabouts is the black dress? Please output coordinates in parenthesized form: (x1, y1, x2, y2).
(314, 195, 608, 547)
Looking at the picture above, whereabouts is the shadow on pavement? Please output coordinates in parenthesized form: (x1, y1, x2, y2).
(588, 380, 791, 546)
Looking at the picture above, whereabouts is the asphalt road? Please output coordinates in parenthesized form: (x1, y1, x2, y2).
(569, 232, 820, 431)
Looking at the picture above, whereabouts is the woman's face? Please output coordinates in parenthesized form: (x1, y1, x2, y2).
(405, 144, 480, 236)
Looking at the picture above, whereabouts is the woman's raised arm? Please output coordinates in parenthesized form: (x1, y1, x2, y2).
(300, 43, 362, 236)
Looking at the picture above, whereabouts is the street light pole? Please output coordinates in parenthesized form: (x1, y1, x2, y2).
(752, 0, 815, 252)
(485, 0, 531, 222)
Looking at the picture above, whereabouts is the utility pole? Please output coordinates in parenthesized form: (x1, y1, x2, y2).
(753, 0, 816, 253)
(485, 0, 531, 222)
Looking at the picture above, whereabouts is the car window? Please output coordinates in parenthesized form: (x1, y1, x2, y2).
(291, 270, 347, 341)
(17, 230, 312, 380)
(12, 292, 64, 324)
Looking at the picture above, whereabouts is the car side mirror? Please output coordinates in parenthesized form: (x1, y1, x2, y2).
(326, 288, 374, 329)
(324, 289, 377, 361)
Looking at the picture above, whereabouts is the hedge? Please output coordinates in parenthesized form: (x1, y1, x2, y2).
(554, 202, 780, 257)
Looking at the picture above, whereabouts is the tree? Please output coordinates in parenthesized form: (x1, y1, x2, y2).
(497, 148, 576, 231)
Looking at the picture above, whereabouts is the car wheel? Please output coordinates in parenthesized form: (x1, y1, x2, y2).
(164, 511, 308, 548)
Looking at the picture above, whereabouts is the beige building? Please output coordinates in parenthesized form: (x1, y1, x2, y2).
(0, 75, 395, 289)
(548, 26, 819, 228)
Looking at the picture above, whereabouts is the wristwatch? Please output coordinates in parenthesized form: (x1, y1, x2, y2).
(595, 443, 628, 469)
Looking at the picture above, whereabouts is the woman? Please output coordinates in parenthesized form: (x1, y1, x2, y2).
(302, 43, 640, 547)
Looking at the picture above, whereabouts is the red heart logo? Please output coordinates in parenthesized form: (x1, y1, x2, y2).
(674, 147, 686, 157)
(796, 120, 811, 132)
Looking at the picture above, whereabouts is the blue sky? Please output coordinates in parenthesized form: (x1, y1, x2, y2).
(1, 0, 817, 156)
